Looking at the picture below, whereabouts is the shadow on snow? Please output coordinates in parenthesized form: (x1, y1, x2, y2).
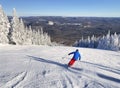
(80, 61, 120, 75)
(27, 55, 83, 74)
(80, 61, 120, 83)
(27, 55, 120, 83)
(97, 73, 120, 83)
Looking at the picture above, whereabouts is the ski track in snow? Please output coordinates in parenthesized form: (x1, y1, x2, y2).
(1, 71, 27, 88)
(0, 45, 120, 88)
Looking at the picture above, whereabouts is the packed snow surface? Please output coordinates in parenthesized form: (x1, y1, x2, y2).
(0, 45, 120, 88)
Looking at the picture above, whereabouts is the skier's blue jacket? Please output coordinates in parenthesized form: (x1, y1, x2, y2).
(68, 50, 81, 61)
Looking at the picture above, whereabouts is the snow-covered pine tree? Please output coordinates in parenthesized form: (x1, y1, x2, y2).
(97, 31, 111, 50)
(39, 27, 51, 45)
(86, 36, 90, 47)
(94, 36, 99, 48)
(110, 32, 119, 50)
(119, 35, 120, 50)
(36, 29, 41, 45)
(32, 29, 38, 45)
(46, 33, 51, 45)
(0, 5, 10, 44)
(118, 34, 120, 49)
(73, 40, 79, 47)
(24, 26, 33, 45)
(80, 36, 84, 47)
(89, 35, 96, 48)
(39, 27, 44, 45)
(104, 30, 111, 49)
(73, 36, 85, 47)
(10, 8, 22, 45)
(19, 18, 26, 44)
(43, 32, 51, 45)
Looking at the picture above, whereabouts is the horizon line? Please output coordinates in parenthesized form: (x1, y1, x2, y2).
(7, 15, 120, 18)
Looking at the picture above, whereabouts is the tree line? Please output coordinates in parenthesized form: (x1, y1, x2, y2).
(74, 31, 120, 51)
(0, 5, 51, 45)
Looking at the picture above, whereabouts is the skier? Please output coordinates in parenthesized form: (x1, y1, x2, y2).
(68, 49, 81, 67)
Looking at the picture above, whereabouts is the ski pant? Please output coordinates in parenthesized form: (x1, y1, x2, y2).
(68, 58, 76, 67)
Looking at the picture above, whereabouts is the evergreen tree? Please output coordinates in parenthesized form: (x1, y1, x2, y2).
(0, 5, 10, 44)
(80, 36, 84, 47)
(25, 26, 33, 45)
(89, 35, 95, 48)
(86, 36, 90, 47)
(110, 32, 119, 50)
(104, 30, 111, 49)
(10, 8, 22, 45)
(19, 18, 26, 44)
(97, 31, 111, 50)
(118, 34, 120, 49)
(97, 36, 105, 49)
(10, 8, 24, 45)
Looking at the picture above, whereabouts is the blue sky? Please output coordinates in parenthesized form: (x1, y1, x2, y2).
(0, 0, 120, 17)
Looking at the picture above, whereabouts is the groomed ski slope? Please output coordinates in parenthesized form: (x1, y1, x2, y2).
(0, 45, 120, 88)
